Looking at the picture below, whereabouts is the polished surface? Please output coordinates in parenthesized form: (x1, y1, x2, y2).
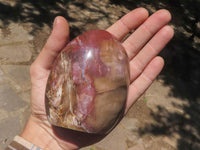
(45, 30, 129, 134)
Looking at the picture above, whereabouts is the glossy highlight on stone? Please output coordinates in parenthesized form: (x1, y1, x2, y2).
(45, 30, 130, 134)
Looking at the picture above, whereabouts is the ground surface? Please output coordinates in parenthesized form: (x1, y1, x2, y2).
(0, 0, 199, 150)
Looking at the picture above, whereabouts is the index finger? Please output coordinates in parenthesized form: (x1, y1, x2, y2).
(106, 8, 149, 41)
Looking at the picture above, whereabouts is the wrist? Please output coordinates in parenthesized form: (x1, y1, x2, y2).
(20, 115, 62, 150)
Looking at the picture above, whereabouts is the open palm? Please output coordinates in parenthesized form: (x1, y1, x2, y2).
(21, 8, 174, 150)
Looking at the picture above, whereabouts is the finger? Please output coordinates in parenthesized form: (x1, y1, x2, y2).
(106, 8, 149, 41)
(123, 9, 172, 59)
(130, 25, 174, 81)
(34, 16, 70, 70)
(125, 56, 164, 113)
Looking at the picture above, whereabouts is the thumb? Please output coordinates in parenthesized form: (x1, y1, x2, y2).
(34, 16, 70, 70)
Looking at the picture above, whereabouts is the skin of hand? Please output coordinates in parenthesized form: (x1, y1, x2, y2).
(20, 8, 174, 150)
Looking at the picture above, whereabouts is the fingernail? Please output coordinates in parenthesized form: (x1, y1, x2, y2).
(53, 17, 58, 29)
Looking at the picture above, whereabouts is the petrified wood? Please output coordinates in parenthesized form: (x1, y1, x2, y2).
(45, 30, 129, 134)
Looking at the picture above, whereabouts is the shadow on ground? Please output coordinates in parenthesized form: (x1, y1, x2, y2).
(0, 0, 200, 149)
(0, 0, 115, 39)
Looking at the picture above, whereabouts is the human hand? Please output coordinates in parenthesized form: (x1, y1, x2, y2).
(21, 8, 174, 150)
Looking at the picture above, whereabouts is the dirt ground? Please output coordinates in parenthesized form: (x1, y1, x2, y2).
(0, 0, 199, 150)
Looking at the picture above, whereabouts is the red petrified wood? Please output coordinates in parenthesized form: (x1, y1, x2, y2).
(45, 30, 130, 134)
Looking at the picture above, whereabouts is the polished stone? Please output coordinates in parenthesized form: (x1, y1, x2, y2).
(45, 30, 129, 134)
